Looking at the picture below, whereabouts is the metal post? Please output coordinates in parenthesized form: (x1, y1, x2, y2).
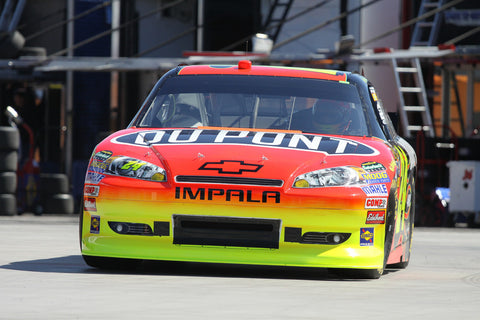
(197, 0, 204, 51)
(441, 67, 451, 138)
(110, 0, 120, 131)
(466, 66, 474, 137)
(0, 0, 15, 31)
(65, 0, 74, 177)
(8, 0, 27, 32)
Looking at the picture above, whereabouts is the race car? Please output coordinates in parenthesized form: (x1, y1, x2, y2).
(80, 60, 416, 279)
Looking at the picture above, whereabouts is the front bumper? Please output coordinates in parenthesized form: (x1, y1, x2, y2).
(81, 196, 386, 270)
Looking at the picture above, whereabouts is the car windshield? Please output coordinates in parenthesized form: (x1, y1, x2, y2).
(136, 74, 371, 136)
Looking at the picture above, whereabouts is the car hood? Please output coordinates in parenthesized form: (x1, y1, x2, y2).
(108, 128, 389, 182)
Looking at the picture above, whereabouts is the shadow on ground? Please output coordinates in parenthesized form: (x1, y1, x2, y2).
(0, 255, 399, 281)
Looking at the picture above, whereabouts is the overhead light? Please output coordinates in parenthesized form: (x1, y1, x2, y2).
(255, 33, 269, 39)
(252, 34, 273, 54)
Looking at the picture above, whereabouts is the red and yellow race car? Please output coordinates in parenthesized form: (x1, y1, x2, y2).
(80, 61, 416, 279)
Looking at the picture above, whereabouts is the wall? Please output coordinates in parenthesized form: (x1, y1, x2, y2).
(135, 0, 195, 57)
(360, 0, 402, 113)
(273, 0, 342, 55)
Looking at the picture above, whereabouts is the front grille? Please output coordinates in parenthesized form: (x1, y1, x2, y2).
(175, 175, 283, 187)
(173, 215, 281, 249)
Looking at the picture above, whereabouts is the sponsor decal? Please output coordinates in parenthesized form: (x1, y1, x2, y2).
(366, 211, 386, 224)
(369, 86, 378, 101)
(463, 169, 473, 181)
(84, 197, 97, 212)
(89, 159, 109, 173)
(112, 129, 379, 156)
(389, 160, 396, 173)
(175, 187, 280, 203)
(85, 171, 105, 184)
(360, 171, 390, 184)
(404, 184, 412, 220)
(365, 198, 388, 209)
(360, 228, 374, 246)
(375, 98, 388, 125)
(199, 160, 263, 174)
(84, 185, 100, 197)
(361, 161, 386, 172)
(90, 215, 100, 234)
(361, 184, 388, 197)
(89, 152, 117, 174)
(93, 150, 113, 162)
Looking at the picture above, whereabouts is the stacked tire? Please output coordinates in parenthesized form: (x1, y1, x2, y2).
(0, 127, 19, 216)
(39, 173, 74, 215)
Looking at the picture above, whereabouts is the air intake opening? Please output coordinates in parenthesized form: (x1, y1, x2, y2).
(173, 215, 281, 249)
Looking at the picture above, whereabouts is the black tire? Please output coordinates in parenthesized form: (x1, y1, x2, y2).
(466, 214, 480, 228)
(19, 46, 46, 57)
(382, 191, 396, 267)
(39, 173, 69, 195)
(0, 151, 18, 172)
(43, 193, 74, 214)
(82, 255, 140, 270)
(79, 200, 84, 251)
(0, 194, 17, 216)
(0, 172, 17, 194)
(0, 127, 20, 151)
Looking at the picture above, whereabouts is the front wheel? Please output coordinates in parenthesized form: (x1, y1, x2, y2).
(388, 183, 415, 269)
(377, 190, 396, 274)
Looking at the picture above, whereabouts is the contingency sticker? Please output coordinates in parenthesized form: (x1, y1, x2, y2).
(85, 171, 105, 184)
(365, 211, 386, 224)
(360, 228, 374, 246)
(364, 198, 388, 209)
(360, 171, 390, 184)
(84, 185, 100, 197)
(361, 184, 388, 197)
(90, 215, 100, 234)
(361, 161, 385, 172)
(84, 197, 97, 212)
(93, 150, 113, 161)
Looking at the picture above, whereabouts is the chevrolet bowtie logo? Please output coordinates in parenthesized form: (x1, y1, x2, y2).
(199, 160, 263, 174)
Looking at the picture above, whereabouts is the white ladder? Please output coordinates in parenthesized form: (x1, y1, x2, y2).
(411, 0, 446, 46)
(391, 57, 435, 138)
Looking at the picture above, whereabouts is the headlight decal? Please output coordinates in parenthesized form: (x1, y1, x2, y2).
(293, 166, 365, 188)
(107, 156, 167, 182)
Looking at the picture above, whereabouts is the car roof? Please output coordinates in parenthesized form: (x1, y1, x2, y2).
(177, 61, 349, 83)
